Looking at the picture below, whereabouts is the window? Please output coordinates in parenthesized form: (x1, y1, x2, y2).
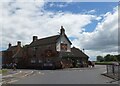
(31, 59, 36, 63)
(45, 50, 52, 57)
(61, 43, 67, 51)
(38, 60, 42, 63)
(33, 47, 37, 51)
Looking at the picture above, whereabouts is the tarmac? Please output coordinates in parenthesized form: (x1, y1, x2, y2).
(1, 69, 34, 84)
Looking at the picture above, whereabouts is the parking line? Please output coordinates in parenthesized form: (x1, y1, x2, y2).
(7, 79, 18, 84)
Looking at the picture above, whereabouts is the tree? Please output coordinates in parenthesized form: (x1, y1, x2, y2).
(97, 54, 120, 62)
(115, 54, 120, 61)
(104, 54, 111, 61)
(96, 56, 104, 62)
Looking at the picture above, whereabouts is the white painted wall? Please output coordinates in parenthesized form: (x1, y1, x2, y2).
(56, 35, 71, 52)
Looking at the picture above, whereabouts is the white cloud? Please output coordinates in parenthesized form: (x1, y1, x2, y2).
(0, 1, 118, 60)
(96, 16, 102, 21)
(87, 10, 96, 14)
(72, 6, 118, 60)
(1, 1, 96, 47)
(48, 2, 70, 8)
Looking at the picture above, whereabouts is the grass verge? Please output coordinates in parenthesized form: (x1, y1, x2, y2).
(0, 69, 8, 74)
(95, 62, 113, 65)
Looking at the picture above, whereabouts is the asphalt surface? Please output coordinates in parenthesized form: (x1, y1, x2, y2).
(8, 65, 119, 84)
(0, 74, 2, 85)
(2, 69, 34, 84)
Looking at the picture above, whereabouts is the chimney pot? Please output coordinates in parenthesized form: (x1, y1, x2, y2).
(17, 41, 21, 46)
(33, 36, 38, 42)
(60, 26, 65, 35)
(8, 43, 11, 48)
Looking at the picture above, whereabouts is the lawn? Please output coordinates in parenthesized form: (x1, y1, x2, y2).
(95, 62, 114, 65)
(0, 69, 8, 74)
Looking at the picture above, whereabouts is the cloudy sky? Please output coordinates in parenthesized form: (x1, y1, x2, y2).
(0, 0, 119, 60)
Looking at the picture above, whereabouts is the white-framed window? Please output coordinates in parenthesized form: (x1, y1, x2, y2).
(31, 59, 36, 63)
(61, 43, 67, 51)
(38, 60, 42, 63)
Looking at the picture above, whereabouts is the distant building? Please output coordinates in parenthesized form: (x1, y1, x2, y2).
(2, 26, 89, 69)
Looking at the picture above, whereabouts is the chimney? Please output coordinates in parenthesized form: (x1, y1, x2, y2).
(60, 26, 65, 35)
(33, 36, 38, 42)
(17, 41, 21, 46)
(8, 43, 11, 48)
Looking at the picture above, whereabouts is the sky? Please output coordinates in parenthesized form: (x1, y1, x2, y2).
(0, 0, 119, 61)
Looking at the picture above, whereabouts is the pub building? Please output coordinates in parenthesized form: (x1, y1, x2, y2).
(2, 26, 89, 69)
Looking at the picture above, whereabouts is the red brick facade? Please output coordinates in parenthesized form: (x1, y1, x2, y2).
(2, 27, 89, 69)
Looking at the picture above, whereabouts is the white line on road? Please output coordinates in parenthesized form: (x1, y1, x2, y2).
(21, 71, 33, 78)
(39, 72, 41, 74)
(38, 72, 44, 75)
(7, 79, 18, 84)
(103, 71, 107, 73)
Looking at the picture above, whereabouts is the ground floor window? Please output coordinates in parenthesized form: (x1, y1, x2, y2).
(38, 60, 42, 63)
(31, 59, 36, 64)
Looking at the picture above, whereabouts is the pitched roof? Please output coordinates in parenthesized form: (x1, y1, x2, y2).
(29, 35, 60, 47)
(7, 45, 23, 58)
(71, 47, 89, 59)
(7, 46, 17, 50)
(62, 34, 72, 45)
(58, 47, 89, 59)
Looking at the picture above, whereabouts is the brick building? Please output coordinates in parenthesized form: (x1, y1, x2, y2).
(2, 26, 89, 69)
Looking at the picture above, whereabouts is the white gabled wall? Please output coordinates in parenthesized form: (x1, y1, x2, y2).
(56, 35, 71, 52)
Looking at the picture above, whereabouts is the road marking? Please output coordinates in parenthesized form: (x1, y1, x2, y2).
(38, 72, 44, 75)
(2, 75, 13, 78)
(7, 79, 18, 84)
(103, 71, 107, 73)
(21, 71, 34, 78)
(39, 72, 41, 74)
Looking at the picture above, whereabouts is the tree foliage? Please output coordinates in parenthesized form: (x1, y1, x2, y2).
(96, 54, 120, 62)
(96, 56, 104, 62)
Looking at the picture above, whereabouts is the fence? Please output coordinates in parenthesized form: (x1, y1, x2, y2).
(106, 64, 120, 80)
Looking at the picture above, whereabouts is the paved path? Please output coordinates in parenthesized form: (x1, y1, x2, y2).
(11, 65, 119, 84)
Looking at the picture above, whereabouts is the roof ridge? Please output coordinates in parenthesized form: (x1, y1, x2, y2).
(37, 35, 59, 40)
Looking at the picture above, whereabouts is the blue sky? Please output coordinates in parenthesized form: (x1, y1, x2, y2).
(44, 2, 117, 15)
(1, 1, 118, 61)
(44, 2, 117, 33)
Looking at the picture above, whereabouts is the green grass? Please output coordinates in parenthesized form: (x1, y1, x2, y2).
(0, 69, 8, 74)
(95, 62, 113, 65)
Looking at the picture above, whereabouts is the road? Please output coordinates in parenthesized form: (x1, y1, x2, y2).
(0, 74, 2, 85)
(9, 65, 119, 84)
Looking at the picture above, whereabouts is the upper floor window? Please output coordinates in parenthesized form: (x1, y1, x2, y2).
(38, 60, 42, 63)
(61, 43, 67, 51)
(45, 50, 52, 57)
(33, 47, 38, 51)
